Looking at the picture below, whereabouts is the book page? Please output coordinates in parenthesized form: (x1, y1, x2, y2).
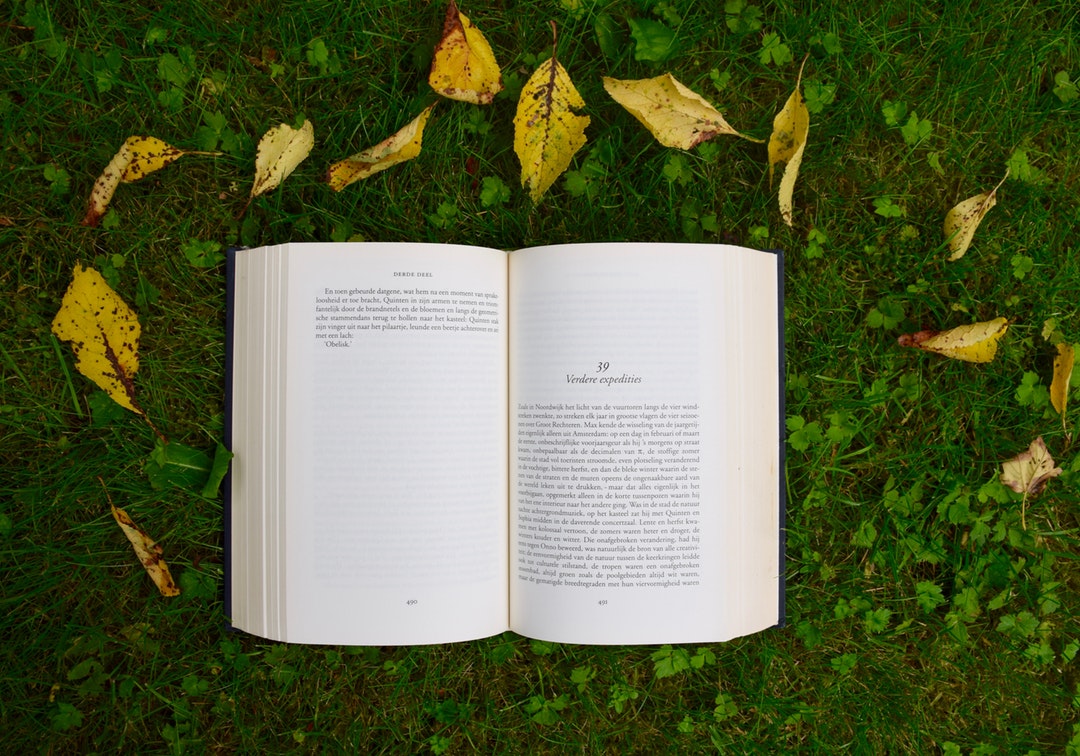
(508, 243, 781, 644)
(231, 242, 509, 645)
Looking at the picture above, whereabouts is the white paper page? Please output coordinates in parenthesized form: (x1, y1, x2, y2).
(508, 243, 780, 644)
(244, 242, 509, 645)
(230, 244, 288, 640)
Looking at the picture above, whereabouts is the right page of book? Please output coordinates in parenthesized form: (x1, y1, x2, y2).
(508, 242, 782, 644)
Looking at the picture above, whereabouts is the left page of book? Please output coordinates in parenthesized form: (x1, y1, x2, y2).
(228, 242, 509, 644)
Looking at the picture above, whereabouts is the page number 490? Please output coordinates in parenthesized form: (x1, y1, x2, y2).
(406, 599, 418, 606)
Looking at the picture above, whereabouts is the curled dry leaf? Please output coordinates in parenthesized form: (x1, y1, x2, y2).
(111, 501, 180, 597)
(250, 119, 314, 199)
(898, 317, 1008, 363)
(601, 73, 761, 150)
(81, 136, 185, 226)
(1050, 342, 1074, 417)
(768, 57, 810, 227)
(514, 23, 589, 202)
(51, 264, 143, 414)
(944, 169, 1009, 261)
(428, 0, 503, 104)
(326, 105, 436, 191)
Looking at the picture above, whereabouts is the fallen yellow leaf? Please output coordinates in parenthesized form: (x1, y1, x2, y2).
(250, 119, 314, 199)
(81, 136, 185, 226)
(601, 73, 760, 150)
(428, 0, 503, 104)
(898, 317, 1009, 363)
(51, 264, 143, 414)
(944, 169, 1009, 261)
(768, 57, 809, 227)
(513, 24, 589, 201)
(111, 501, 180, 597)
(325, 105, 436, 191)
(1050, 342, 1074, 416)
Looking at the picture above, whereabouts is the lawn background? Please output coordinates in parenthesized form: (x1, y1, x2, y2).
(1, 0, 1079, 752)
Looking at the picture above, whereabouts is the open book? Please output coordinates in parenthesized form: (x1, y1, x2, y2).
(225, 241, 784, 646)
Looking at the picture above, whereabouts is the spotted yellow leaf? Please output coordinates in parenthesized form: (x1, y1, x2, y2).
(250, 119, 314, 199)
(325, 105, 436, 191)
(945, 170, 1009, 261)
(898, 317, 1009, 363)
(602, 73, 761, 149)
(81, 136, 185, 226)
(428, 0, 503, 104)
(51, 264, 143, 414)
(768, 58, 809, 227)
(514, 24, 589, 202)
(1050, 342, 1074, 416)
(111, 501, 180, 597)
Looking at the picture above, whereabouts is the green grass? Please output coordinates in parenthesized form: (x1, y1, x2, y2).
(2, 0, 1079, 752)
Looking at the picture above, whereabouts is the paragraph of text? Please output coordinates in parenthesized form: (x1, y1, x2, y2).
(313, 287, 501, 347)
(516, 401, 702, 590)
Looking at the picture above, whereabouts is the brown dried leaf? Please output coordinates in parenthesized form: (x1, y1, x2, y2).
(111, 502, 180, 597)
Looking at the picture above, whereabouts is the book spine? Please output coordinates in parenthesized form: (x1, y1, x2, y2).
(222, 247, 241, 628)
(773, 248, 787, 628)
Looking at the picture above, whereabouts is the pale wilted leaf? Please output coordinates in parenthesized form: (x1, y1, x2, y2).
(602, 73, 760, 150)
(250, 119, 314, 199)
(326, 105, 435, 191)
(1000, 437, 1062, 527)
(898, 317, 1009, 363)
(944, 170, 1008, 261)
(428, 0, 503, 104)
